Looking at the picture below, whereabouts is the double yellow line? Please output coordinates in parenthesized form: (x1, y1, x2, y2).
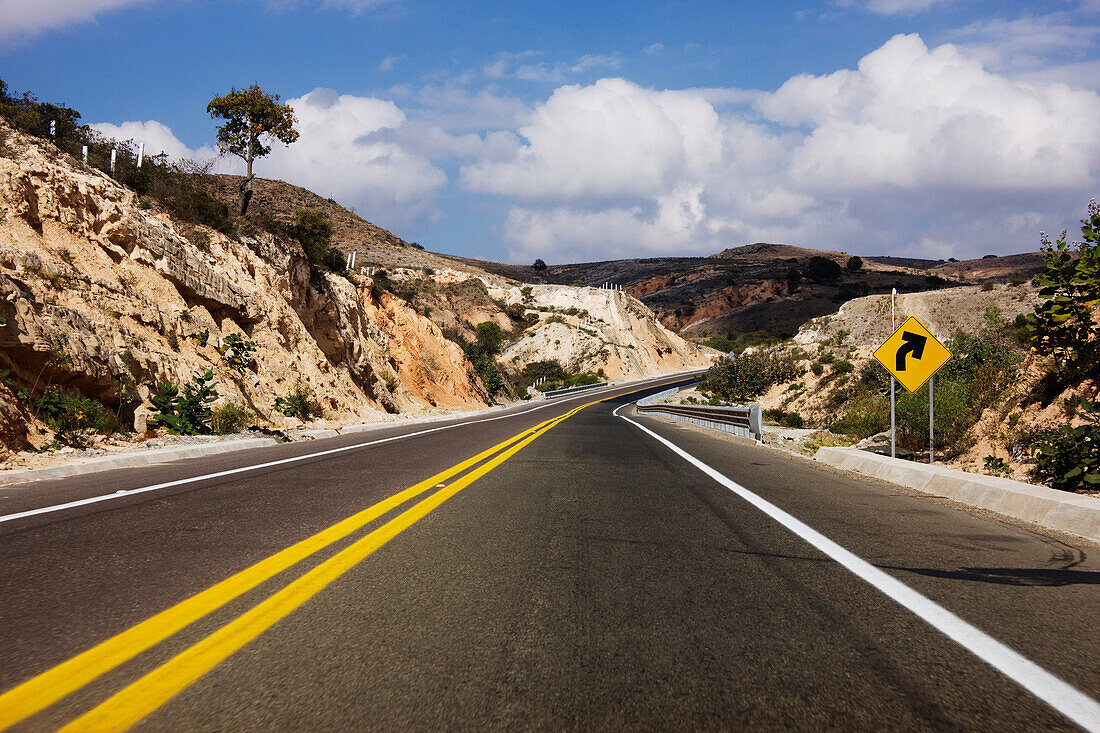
(0, 397, 600, 731)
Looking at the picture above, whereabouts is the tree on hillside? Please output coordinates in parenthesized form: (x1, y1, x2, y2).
(846, 256, 863, 272)
(806, 256, 843, 283)
(207, 85, 299, 215)
(532, 258, 547, 273)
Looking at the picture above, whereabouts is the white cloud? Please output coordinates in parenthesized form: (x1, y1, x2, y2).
(260, 88, 448, 225)
(482, 51, 623, 84)
(861, 0, 956, 15)
(643, 43, 664, 55)
(462, 78, 723, 201)
(378, 55, 402, 72)
(0, 0, 152, 43)
(946, 12, 1100, 90)
(463, 34, 1100, 262)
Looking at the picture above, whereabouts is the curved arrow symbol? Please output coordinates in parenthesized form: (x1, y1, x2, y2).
(896, 331, 927, 371)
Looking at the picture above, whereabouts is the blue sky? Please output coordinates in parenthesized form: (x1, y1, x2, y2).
(3, 0, 1099, 263)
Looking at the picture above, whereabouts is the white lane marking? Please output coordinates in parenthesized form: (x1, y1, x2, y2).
(0, 376, 692, 525)
(614, 404, 1100, 732)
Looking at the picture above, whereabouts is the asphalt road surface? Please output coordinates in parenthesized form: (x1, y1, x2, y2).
(1, 375, 1098, 731)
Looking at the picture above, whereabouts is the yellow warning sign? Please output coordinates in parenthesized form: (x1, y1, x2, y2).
(873, 316, 952, 393)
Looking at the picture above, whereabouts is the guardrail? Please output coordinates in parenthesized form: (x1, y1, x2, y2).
(532, 381, 609, 399)
(635, 402, 763, 441)
(637, 387, 680, 406)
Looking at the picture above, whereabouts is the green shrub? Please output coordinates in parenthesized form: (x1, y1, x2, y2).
(1026, 201, 1100, 370)
(832, 359, 854, 375)
(829, 391, 889, 438)
(810, 362, 824, 376)
(151, 370, 218, 435)
(764, 408, 805, 429)
(1029, 401, 1100, 492)
(473, 321, 506, 355)
(274, 386, 321, 420)
(293, 209, 345, 281)
(216, 333, 257, 371)
(35, 388, 119, 443)
(701, 350, 802, 403)
(211, 402, 252, 434)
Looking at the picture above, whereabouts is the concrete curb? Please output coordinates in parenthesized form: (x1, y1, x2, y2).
(815, 447, 1100, 544)
(0, 437, 281, 486)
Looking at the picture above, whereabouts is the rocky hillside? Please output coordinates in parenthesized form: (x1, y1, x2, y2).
(751, 283, 1099, 480)
(459, 244, 983, 338)
(0, 118, 487, 458)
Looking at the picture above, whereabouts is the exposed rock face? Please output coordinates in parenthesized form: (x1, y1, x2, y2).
(493, 283, 718, 378)
(0, 119, 488, 453)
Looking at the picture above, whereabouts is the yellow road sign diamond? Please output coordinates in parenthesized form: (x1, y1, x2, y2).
(873, 316, 952, 393)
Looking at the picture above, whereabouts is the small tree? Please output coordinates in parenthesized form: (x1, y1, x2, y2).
(532, 258, 547, 273)
(207, 85, 299, 215)
(846, 256, 863, 272)
(1026, 200, 1100, 371)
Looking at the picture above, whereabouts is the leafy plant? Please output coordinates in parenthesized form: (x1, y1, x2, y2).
(150, 370, 218, 435)
(216, 333, 257, 371)
(983, 455, 1014, 478)
(1029, 400, 1100, 492)
(1026, 200, 1100, 371)
(211, 402, 252, 434)
(35, 388, 119, 444)
(191, 330, 209, 347)
(701, 349, 802, 403)
(274, 386, 320, 420)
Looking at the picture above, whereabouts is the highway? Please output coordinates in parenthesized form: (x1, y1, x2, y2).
(1, 376, 1098, 731)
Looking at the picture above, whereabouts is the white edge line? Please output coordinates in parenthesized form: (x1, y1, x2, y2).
(614, 403, 1100, 733)
(0, 375, 694, 525)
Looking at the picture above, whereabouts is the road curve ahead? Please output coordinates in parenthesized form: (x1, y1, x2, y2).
(1, 377, 1099, 731)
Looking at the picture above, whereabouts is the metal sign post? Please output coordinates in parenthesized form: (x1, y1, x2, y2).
(891, 289, 896, 459)
(929, 376, 934, 464)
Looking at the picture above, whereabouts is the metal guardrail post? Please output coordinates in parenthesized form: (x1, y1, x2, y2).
(748, 406, 762, 441)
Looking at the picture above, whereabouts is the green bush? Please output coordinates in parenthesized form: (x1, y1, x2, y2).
(274, 386, 321, 420)
(35, 388, 119, 443)
(832, 359, 854, 375)
(151, 370, 218, 435)
(764, 408, 805, 429)
(216, 333, 257, 372)
(211, 402, 251, 434)
(701, 350, 802, 403)
(810, 362, 824, 376)
(829, 391, 889, 439)
(1029, 401, 1100, 492)
(1026, 201, 1100, 370)
(473, 321, 506, 354)
(293, 209, 345, 282)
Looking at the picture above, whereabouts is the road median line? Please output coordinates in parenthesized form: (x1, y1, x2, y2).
(56, 407, 584, 732)
(0, 416, 558, 732)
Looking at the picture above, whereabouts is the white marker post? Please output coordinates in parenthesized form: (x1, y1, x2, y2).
(110, 148, 117, 173)
(81, 145, 88, 163)
(891, 288, 897, 459)
(137, 142, 145, 168)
